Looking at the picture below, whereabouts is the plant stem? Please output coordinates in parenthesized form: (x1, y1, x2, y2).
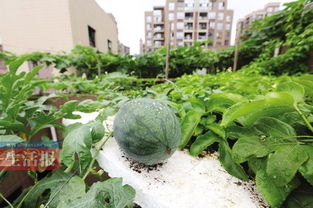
(82, 131, 113, 180)
(0, 193, 13, 208)
(16, 182, 39, 208)
(299, 139, 313, 142)
(0, 170, 6, 179)
(294, 104, 313, 133)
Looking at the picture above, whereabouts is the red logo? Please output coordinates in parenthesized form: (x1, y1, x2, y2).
(0, 142, 59, 170)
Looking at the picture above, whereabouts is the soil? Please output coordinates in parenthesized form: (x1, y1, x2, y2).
(121, 154, 164, 174)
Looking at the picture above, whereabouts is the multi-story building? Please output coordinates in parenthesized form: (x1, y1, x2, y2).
(236, 2, 281, 43)
(144, 0, 234, 53)
(119, 43, 130, 55)
(0, 0, 122, 75)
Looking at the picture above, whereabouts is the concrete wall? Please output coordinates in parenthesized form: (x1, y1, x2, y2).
(0, 0, 74, 55)
(68, 0, 119, 53)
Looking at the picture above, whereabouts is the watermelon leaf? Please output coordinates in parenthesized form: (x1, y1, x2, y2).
(57, 178, 135, 208)
(218, 141, 248, 181)
(179, 110, 204, 149)
(190, 131, 220, 156)
(266, 145, 308, 187)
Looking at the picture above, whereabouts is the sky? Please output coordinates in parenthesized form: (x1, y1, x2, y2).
(96, 0, 294, 54)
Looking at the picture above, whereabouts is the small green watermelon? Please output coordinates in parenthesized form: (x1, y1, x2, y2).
(113, 98, 181, 165)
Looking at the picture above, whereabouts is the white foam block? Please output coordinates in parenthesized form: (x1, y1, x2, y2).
(97, 117, 267, 208)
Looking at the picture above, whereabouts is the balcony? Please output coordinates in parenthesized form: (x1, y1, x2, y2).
(184, 33, 193, 40)
(153, 34, 164, 40)
(154, 26, 164, 31)
(199, 23, 207, 30)
(184, 23, 193, 30)
(198, 33, 207, 40)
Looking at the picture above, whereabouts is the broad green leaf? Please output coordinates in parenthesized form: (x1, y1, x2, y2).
(87, 120, 105, 143)
(96, 107, 116, 122)
(53, 176, 86, 208)
(254, 117, 296, 138)
(23, 171, 72, 207)
(0, 135, 23, 147)
(59, 100, 80, 119)
(190, 131, 220, 156)
(29, 112, 61, 137)
(284, 183, 313, 208)
(61, 121, 105, 174)
(179, 110, 204, 149)
(206, 93, 242, 113)
(218, 141, 248, 181)
(299, 145, 313, 185)
(226, 126, 256, 139)
(0, 120, 26, 133)
(232, 135, 270, 163)
(205, 123, 225, 139)
(8, 55, 31, 74)
(277, 81, 305, 103)
(253, 158, 301, 208)
(221, 92, 295, 127)
(267, 145, 308, 187)
(57, 178, 135, 208)
(76, 99, 104, 113)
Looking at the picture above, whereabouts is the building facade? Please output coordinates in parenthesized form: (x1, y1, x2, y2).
(144, 0, 234, 53)
(236, 2, 281, 43)
(0, 0, 121, 74)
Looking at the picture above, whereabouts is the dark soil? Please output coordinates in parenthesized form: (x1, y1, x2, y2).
(121, 154, 164, 174)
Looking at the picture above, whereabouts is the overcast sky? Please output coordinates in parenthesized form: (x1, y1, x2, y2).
(96, 0, 294, 54)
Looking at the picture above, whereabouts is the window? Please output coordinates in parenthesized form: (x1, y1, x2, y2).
(177, 41, 184, 46)
(184, 33, 193, 40)
(88, 26, 96, 47)
(216, 32, 222, 38)
(209, 22, 215, 29)
(146, 16, 152, 23)
(267, 7, 273, 13)
(107, 39, 112, 51)
(146, 24, 152, 30)
(185, 22, 193, 30)
(153, 10, 162, 16)
(169, 2, 175, 10)
(177, 32, 184, 39)
(226, 15, 232, 22)
(208, 12, 216, 19)
(199, 23, 207, 30)
(199, 12, 208, 19)
(177, 22, 184, 29)
(198, 32, 206, 40)
(217, 23, 223, 30)
(218, 2, 225, 10)
(147, 40, 152, 46)
(177, 12, 184, 19)
(208, 2, 213, 10)
(169, 13, 175, 21)
(185, 12, 193, 20)
(147, 32, 152, 38)
(154, 16, 163, 23)
(217, 13, 224, 20)
(225, 23, 231, 30)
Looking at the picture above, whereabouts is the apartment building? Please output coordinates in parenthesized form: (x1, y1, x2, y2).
(144, 0, 234, 53)
(0, 0, 121, 75)
(236, 2, 281, 42)
(119, 43, 130, 55)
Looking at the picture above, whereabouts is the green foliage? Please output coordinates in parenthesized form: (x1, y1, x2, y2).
(148, 70, 313, 207)
(0, 60, 136, 207)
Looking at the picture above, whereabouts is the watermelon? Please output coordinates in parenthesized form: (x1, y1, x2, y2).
(113, 98, 181, 165)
